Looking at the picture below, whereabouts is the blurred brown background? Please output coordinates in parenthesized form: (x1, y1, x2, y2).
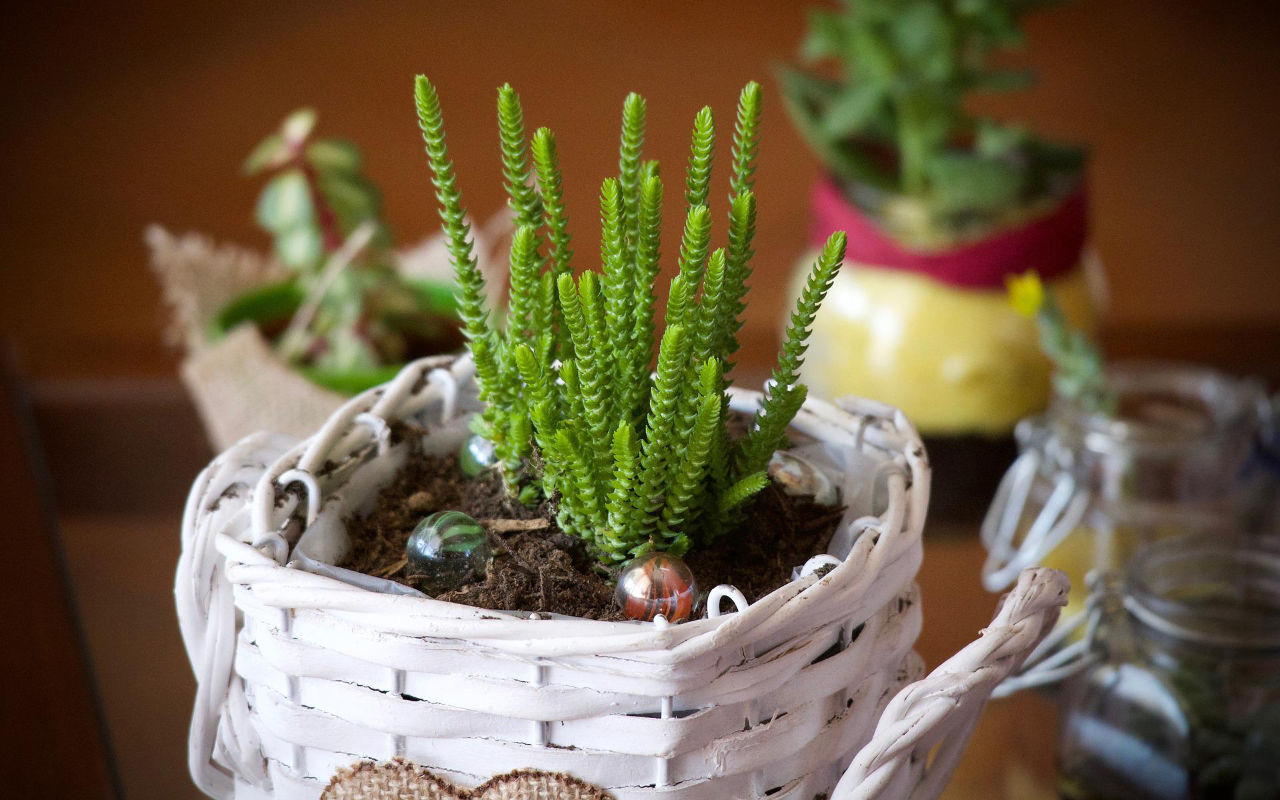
(4, 0, 1280, 381)
(1, 1, 1277, 798)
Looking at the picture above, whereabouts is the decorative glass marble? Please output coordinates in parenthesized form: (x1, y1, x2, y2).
(768, 451, 839, 506)
(405, 511, 491, 594)
(615, 552, 698, 623)
(459, 435, 498, 478)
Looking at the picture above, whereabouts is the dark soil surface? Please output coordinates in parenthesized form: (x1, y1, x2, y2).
(340, 448, 845, 621)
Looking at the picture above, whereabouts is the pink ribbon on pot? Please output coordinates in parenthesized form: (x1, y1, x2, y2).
(810, 174, 1087, 289)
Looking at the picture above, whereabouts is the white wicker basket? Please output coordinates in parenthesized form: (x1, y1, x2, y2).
(177, 354, 1067, 800)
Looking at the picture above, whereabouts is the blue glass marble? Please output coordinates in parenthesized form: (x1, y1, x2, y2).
(405, 511, 491, 594)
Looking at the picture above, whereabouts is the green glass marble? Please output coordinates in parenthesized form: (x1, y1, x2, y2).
(459, 435, 498, 478)
(405, 511, 491, 594)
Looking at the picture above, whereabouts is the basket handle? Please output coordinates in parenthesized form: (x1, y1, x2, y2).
(831, 567, 1069, 800)
(177, 432, 295, 799)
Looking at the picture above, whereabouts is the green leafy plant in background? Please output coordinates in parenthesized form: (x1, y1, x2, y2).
(416, 77, 846, 563)
(778, 0, 1085, 243)
(246, 109, 451, 376)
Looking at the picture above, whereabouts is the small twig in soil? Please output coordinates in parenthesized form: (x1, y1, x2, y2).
(480, 518, 552, 533)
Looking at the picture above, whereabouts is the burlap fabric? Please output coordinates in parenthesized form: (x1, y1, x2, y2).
(322, 759, 612, 800)
(147, 215, 510, 450)
(147, 225, 344, 449)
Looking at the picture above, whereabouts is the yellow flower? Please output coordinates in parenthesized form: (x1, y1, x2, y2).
(1006, 271, 1045, 318)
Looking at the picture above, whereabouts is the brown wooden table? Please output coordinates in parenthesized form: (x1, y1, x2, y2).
(4, 1, 1279, 388)
(0, 358, 118, 798)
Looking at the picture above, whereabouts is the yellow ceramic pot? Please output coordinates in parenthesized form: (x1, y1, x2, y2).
(798, 175, 1098, 438)
(793, 258, 1097, 436)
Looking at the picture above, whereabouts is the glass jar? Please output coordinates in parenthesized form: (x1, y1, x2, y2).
(982, 362, 1275, 623)
(1057, 535, 1280, 800)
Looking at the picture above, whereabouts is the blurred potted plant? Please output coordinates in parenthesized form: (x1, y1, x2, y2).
(778, 0, 1099, 518)
(149, 109, 509, 449)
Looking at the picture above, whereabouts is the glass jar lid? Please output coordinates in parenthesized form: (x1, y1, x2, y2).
(1049, 361, 1264, 455)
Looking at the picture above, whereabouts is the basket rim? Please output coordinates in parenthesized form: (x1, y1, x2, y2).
(205, 352, 928, 655)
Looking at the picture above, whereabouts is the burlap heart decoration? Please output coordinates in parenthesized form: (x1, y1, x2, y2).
(322, 758, 614, 800)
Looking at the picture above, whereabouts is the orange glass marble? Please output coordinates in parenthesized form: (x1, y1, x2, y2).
(615, 552, 698, 623)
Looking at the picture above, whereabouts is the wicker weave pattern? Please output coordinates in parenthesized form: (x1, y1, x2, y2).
(177, 354, 1065, 800)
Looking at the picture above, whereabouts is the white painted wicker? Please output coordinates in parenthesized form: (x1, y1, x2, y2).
(177, 354, 1066, 800)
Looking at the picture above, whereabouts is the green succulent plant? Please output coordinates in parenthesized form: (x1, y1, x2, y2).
(415, 77, 846, 563)
(778, 0, 1085, 242)
(245, 109, 448, 375)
